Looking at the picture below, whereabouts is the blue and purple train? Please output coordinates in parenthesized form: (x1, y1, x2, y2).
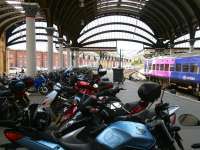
(144, 55, 200, 97)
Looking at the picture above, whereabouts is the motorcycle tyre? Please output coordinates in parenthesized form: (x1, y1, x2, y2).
(39, 86, 48, 95)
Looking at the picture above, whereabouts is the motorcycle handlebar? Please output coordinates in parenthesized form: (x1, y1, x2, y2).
(79, 87, 124, 111)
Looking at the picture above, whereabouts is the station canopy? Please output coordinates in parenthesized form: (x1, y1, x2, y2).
(1, 0, 200, 48)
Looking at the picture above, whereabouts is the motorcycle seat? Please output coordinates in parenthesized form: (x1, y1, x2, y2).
(60, 141, 93, 150)
(101, 77, 109, 81)
(98, 81, 113, 90)
(0, 90, 12, 97)
(124, 101, 140, 111)
(99, 81, 112, 86)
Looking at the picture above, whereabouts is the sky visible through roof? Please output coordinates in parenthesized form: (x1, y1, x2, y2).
(8, 15, 200, 58)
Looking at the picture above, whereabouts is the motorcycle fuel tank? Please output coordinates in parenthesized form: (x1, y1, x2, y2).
(96, 121, 155, 150)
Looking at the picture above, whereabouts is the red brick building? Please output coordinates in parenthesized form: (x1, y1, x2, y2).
(7, 49, 68, 69)
(7, 49, 131, 71)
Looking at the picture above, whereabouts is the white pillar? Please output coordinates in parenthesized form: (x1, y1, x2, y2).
(22, 3, 39, 76)
(74, 51, 79, 68)
(58, 38, 64, 69)
(66, 48, 71, 67)
(46, 27, 54, 72)
(189, 39, 195, 53)
(189, 43, 194, 53)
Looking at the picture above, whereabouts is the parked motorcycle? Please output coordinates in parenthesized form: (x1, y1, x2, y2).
(0, 82, 184, 150)
(0, 79, 30, 120)
(25, 75, 49, 95)
(0, 92, 156, 150)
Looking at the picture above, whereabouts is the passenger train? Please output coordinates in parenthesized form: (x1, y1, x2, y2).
(144, 55, 200, 98)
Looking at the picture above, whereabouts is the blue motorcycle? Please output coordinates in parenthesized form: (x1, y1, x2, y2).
(0, 120, 156, 150)
(27, 75, 49, 95)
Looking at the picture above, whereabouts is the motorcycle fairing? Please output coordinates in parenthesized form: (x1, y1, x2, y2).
(96, 121, 155, 150)
(14, 137, 63, 150)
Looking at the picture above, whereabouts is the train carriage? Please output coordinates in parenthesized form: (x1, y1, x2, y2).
(144, 55, 200, 98)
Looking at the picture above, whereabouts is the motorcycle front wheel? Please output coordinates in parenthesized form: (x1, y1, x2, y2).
(39, 86, 48, 95)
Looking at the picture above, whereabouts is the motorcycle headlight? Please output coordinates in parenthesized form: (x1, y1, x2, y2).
(93, 83, 98, 89)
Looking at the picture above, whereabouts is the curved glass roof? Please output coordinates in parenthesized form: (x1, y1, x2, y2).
(78, 15, 156, 48)
(7, 21, 60, 51)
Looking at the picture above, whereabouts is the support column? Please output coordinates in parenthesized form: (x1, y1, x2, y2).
(46, 27, 54, 72)
(22, 2, 39, 76)
(0, 32, 7, 73)
(58, 38, 64, 69)
(66, 48, 71, 67)
(189, 39, 195, 53)
(74, 51, 79, 68)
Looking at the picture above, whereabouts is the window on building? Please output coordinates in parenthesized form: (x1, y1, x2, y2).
(165, 64, 169, 71)
(160, 64, 164, 71)
(190, 64, 198, 73)
(156, 64, 159, 70)
(176, 64, 181, 72)
(182, 64, 189, 72)
(153, 64, 155, 70)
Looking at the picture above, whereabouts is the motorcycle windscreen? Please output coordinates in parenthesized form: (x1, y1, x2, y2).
(96, 121, 155, 150)
(166, 105, 180, 116)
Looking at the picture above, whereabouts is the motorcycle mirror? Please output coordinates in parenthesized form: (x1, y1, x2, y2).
(178, 114, 200, 126)
(93, 83, 99, 89)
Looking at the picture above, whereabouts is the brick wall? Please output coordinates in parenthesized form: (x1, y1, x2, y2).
(7, 49, 67, 69)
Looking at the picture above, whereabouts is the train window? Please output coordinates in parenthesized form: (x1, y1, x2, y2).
(148, 64, 152, 70)
(190, 64, 198, 73)
(165, 64, 169, 71)
(176, 64, 181, 72)
(182, 64, 189, 72)
(160, 64, 164, 71)
(153, 64, 155, 70)
(170, 64, 175, 71)
(156, 64, 159, 70)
